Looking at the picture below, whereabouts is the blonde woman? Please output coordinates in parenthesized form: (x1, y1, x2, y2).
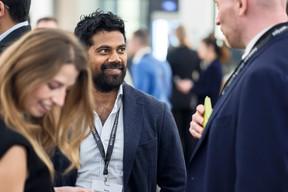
(0, 29, 94, 192)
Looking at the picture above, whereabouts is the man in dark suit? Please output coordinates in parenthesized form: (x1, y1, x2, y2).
(187, 0, 288, 191)
(0, 0, 31, 54)
(53, 10, 186, 192)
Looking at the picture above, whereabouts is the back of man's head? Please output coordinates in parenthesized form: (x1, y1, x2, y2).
(1, 0, 31, 22)
(36, 17, 58, 29)
(133, 29, 150, 47)
(74, 9, 126, 47)
(174, 25, 188, 47)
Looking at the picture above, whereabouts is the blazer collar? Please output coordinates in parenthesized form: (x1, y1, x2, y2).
(188, 51, 257, 165)
(122, 83, 145, 187)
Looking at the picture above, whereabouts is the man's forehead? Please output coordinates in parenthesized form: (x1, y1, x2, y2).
(92, 30, 124, 40)
(94, 30, 124, 37)
(91, 31, 125, 46)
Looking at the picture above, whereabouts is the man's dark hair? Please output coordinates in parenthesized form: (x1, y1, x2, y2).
(74, 9, 126, 47)
(2, 0, 31, 22)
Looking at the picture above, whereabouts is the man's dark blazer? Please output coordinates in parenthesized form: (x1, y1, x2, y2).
(186, 24, 288, 192)
(54, 83, 187, 192)
(0, 25, 31, 54)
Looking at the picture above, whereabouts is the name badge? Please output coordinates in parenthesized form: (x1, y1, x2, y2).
(92, 180, 123, 192)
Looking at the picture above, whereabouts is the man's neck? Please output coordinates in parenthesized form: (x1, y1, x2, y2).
(243, 12, 288, 48)
(93, 88, 119, 125)
(0, 17, 17, 35)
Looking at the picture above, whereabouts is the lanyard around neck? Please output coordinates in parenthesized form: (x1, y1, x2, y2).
(221, 22, 288, 96)
(92, 107, 121, 182)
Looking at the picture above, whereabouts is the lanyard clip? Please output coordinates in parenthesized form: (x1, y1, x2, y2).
(104, 174, 108, 183)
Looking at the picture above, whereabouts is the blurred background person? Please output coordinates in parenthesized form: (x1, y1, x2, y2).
(0, 29, 94, 192)
(177, 33, 231, 106)
(36, 17, 58, 29)
(129, 28, 172, 108)
(0, 0, 31, 54)
(166, 25, 200, 163)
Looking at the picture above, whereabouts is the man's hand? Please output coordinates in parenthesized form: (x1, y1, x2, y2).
(54, 187, 94, 192)
(189, 104, 205, 139)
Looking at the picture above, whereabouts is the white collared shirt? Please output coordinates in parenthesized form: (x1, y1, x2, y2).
(0, 21, 29, 42)
(241, 26, 273, 59)
(76, 85, 124, 189)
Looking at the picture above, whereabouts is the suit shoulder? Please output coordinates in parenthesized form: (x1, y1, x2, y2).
(261, 31, 288, 57)
(0, 25, 31, 51)
(123, 84, 166, 108)
(140, 55, 159, 65)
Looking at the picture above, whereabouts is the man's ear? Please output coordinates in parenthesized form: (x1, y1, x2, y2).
(236, 0, 248, 16)
(0, 1, 5, 17)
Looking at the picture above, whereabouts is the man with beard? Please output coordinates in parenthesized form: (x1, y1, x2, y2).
(53, 10, 186, 192)
(187, 0, 288, 192)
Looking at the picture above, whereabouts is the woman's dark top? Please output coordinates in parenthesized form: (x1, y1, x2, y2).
(190, 59, 223, 107)
(167, 46, 201, 110)
(0, 119, 54, 192)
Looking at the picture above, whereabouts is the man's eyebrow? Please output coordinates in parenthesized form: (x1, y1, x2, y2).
(118, 44, 127, 47)
(96, 44, 127, 50)
(96, 45, 111, 50)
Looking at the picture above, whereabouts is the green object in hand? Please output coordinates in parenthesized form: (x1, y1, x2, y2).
(203, 96, 212, 128)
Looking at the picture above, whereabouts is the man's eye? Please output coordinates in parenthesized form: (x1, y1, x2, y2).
(99, 49, 109, 54)
(118, 47, 126, 52)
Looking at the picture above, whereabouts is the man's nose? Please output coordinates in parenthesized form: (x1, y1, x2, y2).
(108, 51, 121, 63)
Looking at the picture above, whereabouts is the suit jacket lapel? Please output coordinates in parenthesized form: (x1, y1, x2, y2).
(188, 56, 254, 165)
(188, 88, 229, 164)
(122, 83, 145, 187)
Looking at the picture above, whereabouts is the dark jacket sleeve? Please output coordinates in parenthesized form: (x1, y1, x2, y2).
(157, 104, 187, 191)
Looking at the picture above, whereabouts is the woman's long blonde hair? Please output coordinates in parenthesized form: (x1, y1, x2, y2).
(0, 29, 94, 179)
